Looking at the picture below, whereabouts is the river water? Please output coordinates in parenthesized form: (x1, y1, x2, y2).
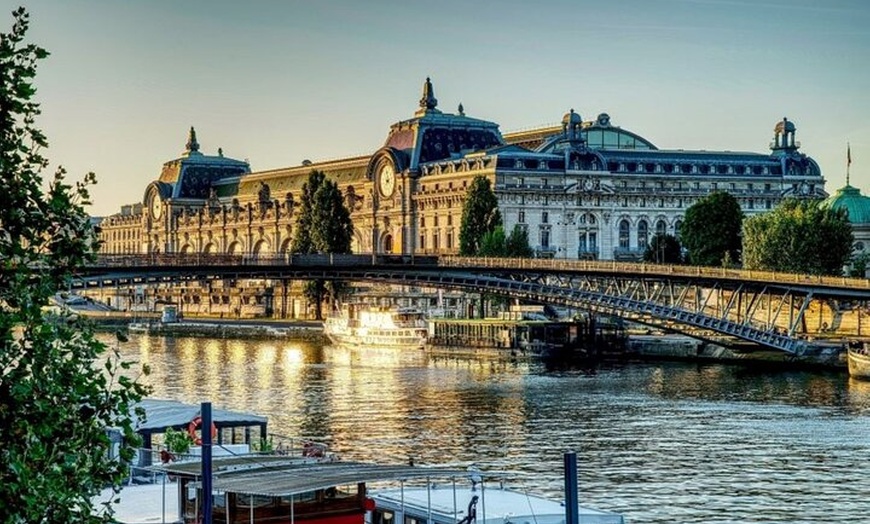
(109, 333, 870, 523)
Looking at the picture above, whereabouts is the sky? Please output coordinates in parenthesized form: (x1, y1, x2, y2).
(7, 0, 870, 216)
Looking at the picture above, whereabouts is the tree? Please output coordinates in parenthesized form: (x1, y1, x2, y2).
(643, 233, 683, 264)
(478, 225, 507, 257)
(505, 225, 534, 258)
(0, 8, 149, 522)
(459, 176, 501, 256)
(742, 199, 853, 275)
(681, 191, 743, 266)
(290, 170, 354, 318)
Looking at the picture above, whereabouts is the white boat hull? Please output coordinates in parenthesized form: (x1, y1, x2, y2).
(326, 331, 427, 350)
(848, 348, 870, 380)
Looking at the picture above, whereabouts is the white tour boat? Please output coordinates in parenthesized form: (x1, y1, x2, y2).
(324, 305, 429, 349)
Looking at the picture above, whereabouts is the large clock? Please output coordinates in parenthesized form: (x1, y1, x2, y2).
(379, 164, 396, 198)
(151, 193, 162, 219)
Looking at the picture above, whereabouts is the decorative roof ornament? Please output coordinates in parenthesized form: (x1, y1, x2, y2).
(458, 102, 465, 116)
(562, 109, 583, 141)
(847, 142, 852, 187)
(419, 77, 438, 111)
(185, 126, 201, 155)
(771, 117, 799, 152)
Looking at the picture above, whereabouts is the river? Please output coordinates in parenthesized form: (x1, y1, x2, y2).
(108, 333, 870, 523)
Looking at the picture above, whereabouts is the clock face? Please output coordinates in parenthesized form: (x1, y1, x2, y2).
(151, 193, 162, 219)
(379, 164, 396, 197)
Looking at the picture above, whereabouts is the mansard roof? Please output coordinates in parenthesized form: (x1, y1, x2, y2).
(598, 148, 778, 164)
(383, 78, 505, 170)
(215, 156, 370, 199)
(157, 128, 250, 200)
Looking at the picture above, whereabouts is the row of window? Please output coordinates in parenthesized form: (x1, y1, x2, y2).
(609, 162, 780, 176)
(509, 178, 786, 195)
(618, 218, 682, 250)
(419, 230, 455, 251)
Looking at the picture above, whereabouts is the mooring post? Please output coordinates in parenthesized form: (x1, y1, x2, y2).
(564, 451, 578, 524)
(202, 402, 213, 524)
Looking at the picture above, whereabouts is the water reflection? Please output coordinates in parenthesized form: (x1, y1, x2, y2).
(106, 334, 870, 524)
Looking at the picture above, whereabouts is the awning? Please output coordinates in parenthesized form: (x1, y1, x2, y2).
(180, 461, 470, 497)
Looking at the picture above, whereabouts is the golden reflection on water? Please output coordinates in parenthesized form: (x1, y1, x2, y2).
(102, 333, 870, 524)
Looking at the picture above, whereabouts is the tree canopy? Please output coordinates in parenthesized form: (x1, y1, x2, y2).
(0, 8, 149, 521)
(643, 233, 683, 264)
(459, 176, 502, 256)
(681, 191, 744, 266)
(290, 170, 354, 318)
(742, 198, 853, 275)
(505, 225, 534, 257)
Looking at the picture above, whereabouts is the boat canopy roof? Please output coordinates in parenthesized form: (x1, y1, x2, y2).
(174, 460, 468, 498)
(134, 398, 268, 434)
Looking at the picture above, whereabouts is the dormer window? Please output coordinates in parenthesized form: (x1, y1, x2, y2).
(515, 159, 524, 169)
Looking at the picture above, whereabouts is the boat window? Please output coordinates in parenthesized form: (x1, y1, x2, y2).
(405, 516, 427, 524)
(237, 494, 274, 508)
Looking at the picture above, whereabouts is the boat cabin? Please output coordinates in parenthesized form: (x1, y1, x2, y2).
(104, 457, 466, 524)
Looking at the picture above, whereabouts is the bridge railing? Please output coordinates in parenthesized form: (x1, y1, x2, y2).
(88, 253, 870, 290)
(439, 256, 870, 290)
(89, 253, 438, 268)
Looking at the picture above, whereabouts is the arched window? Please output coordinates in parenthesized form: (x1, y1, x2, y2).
(856, 242, 865, 252)
(656, 219, 667, 237)
(618, 219, 630, 249)
(675, 219, 683, 239)
(383, 234, 393, 254)
(637, 220, 649, 250)
(252, 239, 269, 258)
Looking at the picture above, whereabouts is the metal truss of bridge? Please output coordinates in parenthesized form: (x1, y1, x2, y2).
(73, 254, 870, 356)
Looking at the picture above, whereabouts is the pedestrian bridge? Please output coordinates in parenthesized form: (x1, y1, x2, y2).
(74, 253, 870, 355)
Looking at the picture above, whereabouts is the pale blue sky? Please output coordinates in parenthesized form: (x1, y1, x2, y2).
(8, 0, 870, 215)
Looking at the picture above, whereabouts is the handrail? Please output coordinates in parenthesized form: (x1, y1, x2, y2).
(82, 253, 870, 291)
(438, 255, 870, 291)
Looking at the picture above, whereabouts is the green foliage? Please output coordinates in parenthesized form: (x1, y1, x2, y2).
(850, 252, 870, 278)
(643, 233, 683, 264)
(681, 191, 743, 266)
(742, 199, 853, 276)
(505, 225, 534, 257)
(478, 225, 507, 257)
(291, 170, 354, 318)
(475, 224, 534, 259)
(163, 427, 193, 454)
(0, 8, 150, 522)
(459, 176, 502, 256)
(252, 435, 274, 453)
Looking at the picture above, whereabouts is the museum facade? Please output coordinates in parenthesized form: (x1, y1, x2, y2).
(98, 78, 827, 262)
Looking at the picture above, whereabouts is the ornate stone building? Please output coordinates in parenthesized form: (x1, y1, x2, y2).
(99, 78, 826, 262)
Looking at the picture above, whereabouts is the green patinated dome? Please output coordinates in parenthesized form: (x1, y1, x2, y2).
(821, 185, 870, 224)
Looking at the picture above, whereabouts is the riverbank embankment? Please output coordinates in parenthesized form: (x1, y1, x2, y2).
(628, 334, 847, 370)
